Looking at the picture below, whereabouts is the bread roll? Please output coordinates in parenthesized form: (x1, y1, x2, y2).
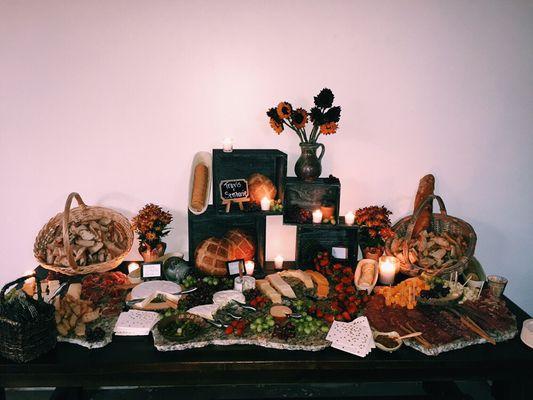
(413, 174, 435, 236)
(191, 163, 208, 212)
(358, 263, 375, 287)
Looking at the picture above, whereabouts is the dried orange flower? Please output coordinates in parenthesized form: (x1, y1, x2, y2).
(292, 108, 308, 129)
(320, 122, 338, 135)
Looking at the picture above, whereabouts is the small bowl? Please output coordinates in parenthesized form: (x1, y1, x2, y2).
(373, 330, 402, 352)
(520, 319, 533, 349)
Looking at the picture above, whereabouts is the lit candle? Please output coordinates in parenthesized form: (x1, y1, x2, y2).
(312, 209, 323, 224)
(128, 262, 140, 274)
(127, 262, 142, 284)
(378, 257, 396, 285)
(274, 255, 284, 270)
(245, 260, 255, 276)
(345, 211, 355, 226)
(22, 270, 36, 297)
(222, 137, 233, 152)
(260, 196, 271, 211)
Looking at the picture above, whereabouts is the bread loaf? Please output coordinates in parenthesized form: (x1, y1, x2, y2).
(413, 174, 435, 236)
(191, 163, 208, 212)
(224, 229, 255, 261)
(194, 237, 234, 276)
(248, 173, 277, 204)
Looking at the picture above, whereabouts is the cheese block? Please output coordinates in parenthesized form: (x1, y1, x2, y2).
(279, 269, 314, 289)
(186, 304, 219, 321)
(305, 271, 329, 299)
(66, 283, 81, 300)
(266, 273, 296, 299)
(256, 279, 282, 304)
(212, 290, 245, 307)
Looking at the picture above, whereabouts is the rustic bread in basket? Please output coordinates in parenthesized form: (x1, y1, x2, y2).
(34, 192, 133, 276)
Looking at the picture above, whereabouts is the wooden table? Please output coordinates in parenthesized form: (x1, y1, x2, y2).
(0, 298, 531, 400)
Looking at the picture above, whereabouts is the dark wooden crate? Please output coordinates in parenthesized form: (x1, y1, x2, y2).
(295, 217, 359, 268)
(212, 149, 287, 214)
(282, 177, 341, 225)
(188, 205, 266, 271)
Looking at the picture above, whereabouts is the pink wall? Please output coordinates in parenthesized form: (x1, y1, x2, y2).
(1, 0, 532, 312)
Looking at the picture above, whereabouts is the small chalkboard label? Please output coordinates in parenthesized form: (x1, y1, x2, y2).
(219, 179, 249, 201)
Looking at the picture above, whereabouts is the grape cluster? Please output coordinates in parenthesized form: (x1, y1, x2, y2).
(271, 199, 283, 212)
(86, 327, 105, 342)
(272, 322, 296, 340)
(297, 209, 312, 224)
(293, 314, 329, 335)
(250, 315, 275, 333)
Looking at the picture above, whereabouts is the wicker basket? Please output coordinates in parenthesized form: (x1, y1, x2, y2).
(385, 195, 477, 277)
(34, 192, 134, 276)
(0, 276, 57, 363)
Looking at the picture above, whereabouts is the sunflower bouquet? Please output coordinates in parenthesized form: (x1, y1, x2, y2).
(266, 88, 341, 143)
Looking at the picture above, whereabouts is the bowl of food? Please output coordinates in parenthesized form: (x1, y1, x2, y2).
(373, 330, 402, 352)
(157, 313, 207, 342)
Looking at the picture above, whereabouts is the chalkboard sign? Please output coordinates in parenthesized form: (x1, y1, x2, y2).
(219, 179, 250, 212)
(219, 179, 249, 200)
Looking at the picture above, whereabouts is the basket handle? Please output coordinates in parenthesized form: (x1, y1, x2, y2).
(402, 194, 447, 264)
(62, 192, 88, 270)
(0, 274, 44, 302)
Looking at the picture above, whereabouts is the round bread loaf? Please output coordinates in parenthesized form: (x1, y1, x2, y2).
(194, 237, 234, 276)
(248, 173, 277, 204)
(225, 228, 255, 261)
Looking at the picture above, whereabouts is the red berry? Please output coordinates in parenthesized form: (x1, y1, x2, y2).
(225, 326, 234, 335)
(342, 311, 351, 321)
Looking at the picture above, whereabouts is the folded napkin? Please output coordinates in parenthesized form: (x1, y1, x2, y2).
(326, 316, 375, 357)
(114, 310, 160, 336)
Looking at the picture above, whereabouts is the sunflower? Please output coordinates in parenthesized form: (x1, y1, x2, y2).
(309, 107, 324, 125)
(320, 122, 338, 135)
(314, 88, 334, 108)
(270, 117, 283, 134)
(325, 106, 341, 123)
(276, 102, 292, 119)
(291, 108, 308, 129)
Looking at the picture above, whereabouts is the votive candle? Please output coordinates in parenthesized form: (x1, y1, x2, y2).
(378, 257, 397, 285)
(260, 197, 271, 211)
(312, 209, 323, 224)
(274, 255, 284, 270)
(128, 262, 140, 274)
(222, 137, 233, 152)
(345, 211, 355, 226)
(245, 260, 255, 276)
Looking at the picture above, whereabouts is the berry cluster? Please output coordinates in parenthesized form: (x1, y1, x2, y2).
(224, 320, 247, 336)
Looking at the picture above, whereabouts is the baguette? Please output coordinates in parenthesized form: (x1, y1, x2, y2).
(191, 163, 208, 211)
(413, 174, 435, 236)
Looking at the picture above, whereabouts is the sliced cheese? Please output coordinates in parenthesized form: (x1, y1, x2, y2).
(212, 290, 245, 307)
(279, 269, 314, 289)
(256, 279, 282, 304)
(305, 271, 330, 299)
(266, 273, 296, 299)
(186, 304, 219, 321)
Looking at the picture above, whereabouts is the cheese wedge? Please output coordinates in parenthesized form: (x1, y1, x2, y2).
(256, 279, 282, 304)
(187, 304, 219, 321)
(266, 273, 296, 299)
(279, 269, 314, 289)
(304, 271, 329, 299)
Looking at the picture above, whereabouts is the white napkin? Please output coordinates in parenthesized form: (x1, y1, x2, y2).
(326, 316, 375, 357)
(114, 310, 160, 336)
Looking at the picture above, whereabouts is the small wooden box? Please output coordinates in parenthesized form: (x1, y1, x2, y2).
(212, 149, 287, 214)
(282, 177, 341, 225)
(295, 217, 359, 268)
(188, 205, 266, 270)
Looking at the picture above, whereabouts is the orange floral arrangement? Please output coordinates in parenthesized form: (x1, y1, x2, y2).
(132, 204, 172, 248)
(266, 88, 341, 143)
(355, 206, 395, 248)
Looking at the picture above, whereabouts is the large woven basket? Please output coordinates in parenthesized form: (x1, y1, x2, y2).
(34, 192, 133, 276)
(0, 276, 57, 363)
(385, 195, 477, 277)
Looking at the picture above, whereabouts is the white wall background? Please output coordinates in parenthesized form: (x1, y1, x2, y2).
(1, 0, 532, 313)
